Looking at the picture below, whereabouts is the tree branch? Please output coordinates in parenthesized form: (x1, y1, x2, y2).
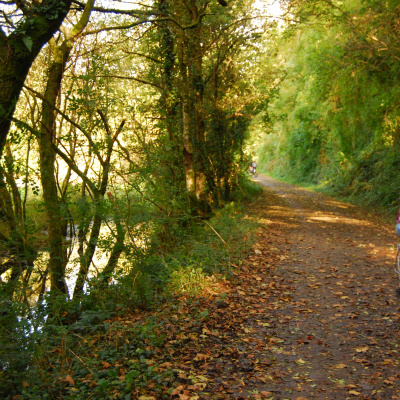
(72, 0, 157, 16)
(22, 85, 106, 167)
(96, 74, 164, 90)
(11, 116, 99, 195)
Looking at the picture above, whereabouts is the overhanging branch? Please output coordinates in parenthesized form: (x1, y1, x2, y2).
(96, 74, 164, 90)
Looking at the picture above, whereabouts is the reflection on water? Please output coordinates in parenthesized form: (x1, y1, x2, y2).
(31, 223, 134, 301)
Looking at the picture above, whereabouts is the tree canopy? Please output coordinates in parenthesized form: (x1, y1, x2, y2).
(256, 0, 400, 212)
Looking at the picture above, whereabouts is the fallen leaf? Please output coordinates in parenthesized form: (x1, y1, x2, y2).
(61, 375, 75, 386)
(171, 385, 185, 395)
(347, 385, 357, 389)
(383, 359, 394, 365)
(383, 379, 394, 385)
(194, 353, 209, 362)
(160, 362, 173, 368)
(191, 375, 208, 383)
(192, 382, 207, 390)
(355, 346, 369, 353)
(202, 326, 212, 335)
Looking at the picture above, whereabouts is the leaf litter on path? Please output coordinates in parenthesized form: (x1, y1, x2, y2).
(137, 176, 400, 399)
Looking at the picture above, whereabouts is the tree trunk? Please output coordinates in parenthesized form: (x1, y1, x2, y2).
(73, 112, 124, 297)
(73, 211, 102, 295)
(0, 170, 36, 298)
(37, 0, 95, 295)
(173, 0, 209, 214)
(99, 193, 125, 285)
(39, 45, 71, 294)
(0, 0, 72, 157)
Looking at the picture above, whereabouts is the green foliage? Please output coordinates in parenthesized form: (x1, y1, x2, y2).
(0, 297, 36, 397)
(0, 195, 258, 399)
(4, 316, 172, 400)
(256, 0, 400, 214)
(232, 175, 264, 202)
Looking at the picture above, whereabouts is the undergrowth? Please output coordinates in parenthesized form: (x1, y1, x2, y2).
(0, 182, 260, 399)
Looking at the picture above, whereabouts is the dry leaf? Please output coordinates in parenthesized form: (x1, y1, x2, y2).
(347, 384, 357, 389)
(194, 353, 209, 362)
(202, 326, 212, 335)
(355, 346, 369, 353)
(383, 379, 394, 385)
(61, 375, 75, 386)
(171, 385, 185, 395)
(261, 391, 273, 397)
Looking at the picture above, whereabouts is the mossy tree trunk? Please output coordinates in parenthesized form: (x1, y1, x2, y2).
(38, 0, 94, 295)
(173, 0, 209, 215)
(0, 0, 73, 158)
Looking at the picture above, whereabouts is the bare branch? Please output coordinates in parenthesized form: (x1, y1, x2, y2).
(83, 18, 156, 35)
(96, 74, 164, 90)
(121, 50, 162, 64)
(23, 85, 106, 167)
(10, 116, 98, 195)
(72, 0, 157, 16)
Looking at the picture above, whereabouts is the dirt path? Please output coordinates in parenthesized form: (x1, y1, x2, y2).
(168, 175, 400, 400)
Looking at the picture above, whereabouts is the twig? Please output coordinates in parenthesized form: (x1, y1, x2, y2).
(68, 348, 94, 374)
(203, 220, 229, 248)
(71, 332, 89, 343)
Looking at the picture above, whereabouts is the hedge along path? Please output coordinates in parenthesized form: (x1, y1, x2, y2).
(166, 175, 400, 400)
